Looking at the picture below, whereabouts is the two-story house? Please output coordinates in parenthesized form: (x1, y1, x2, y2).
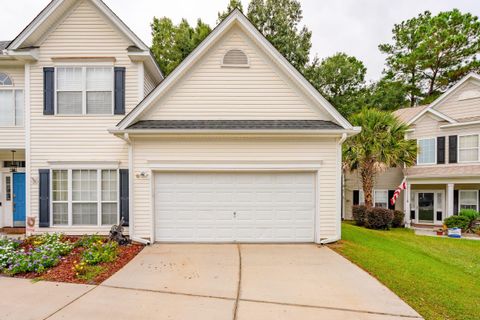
(0, 0, 359, 243)
(344, 73, 480, 227)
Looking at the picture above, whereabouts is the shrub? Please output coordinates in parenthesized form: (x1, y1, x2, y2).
(352, 205, 368, 226)
(82, 241, 118, 265)
(392, 210, 405, 228)
(365, 207, 394, 230)
(444, 215, 470, 231)
(459, 209, 480, 233)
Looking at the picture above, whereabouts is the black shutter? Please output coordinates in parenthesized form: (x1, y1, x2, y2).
(119, 169, 129, 226)
(114, 67, 126, 115)
(454, 190, 459, 215)
(353, 190, 360, 205)
(449, 135, 457, 164)
(437, 136, 445, 164)
(39, 169, 50, 227)
(43, 67, 55, 115)
(388, 190, 395, 210)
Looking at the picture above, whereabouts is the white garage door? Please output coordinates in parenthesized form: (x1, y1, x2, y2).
(154, 172, 316, 242)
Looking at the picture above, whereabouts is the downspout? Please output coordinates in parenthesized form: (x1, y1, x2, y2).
(120, 133, 151, 245)
(320, 133, 348, 245)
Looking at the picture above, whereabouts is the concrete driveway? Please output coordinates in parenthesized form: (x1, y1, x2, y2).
(0, 244, 422, 320)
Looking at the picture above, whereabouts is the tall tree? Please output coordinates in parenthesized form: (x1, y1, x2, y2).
(380, 9, 480, 106)
(151, 17, 211, 76)
(218, 0, 244, 23)
(379, 13, 428, 106)
(361, 78, 410, 112)
(247, 0, 312, 71)
(305, 53, 367, 117)
(343, 108, 417, 208)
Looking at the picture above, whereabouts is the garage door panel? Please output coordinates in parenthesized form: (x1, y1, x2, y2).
(154, 172, 315, 242)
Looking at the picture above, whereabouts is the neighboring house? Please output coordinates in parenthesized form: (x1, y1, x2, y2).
(344, 73, 480, 227)
(0, 0, 359, 243)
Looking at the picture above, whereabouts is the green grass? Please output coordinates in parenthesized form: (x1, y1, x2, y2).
(332, 223, 480, 320)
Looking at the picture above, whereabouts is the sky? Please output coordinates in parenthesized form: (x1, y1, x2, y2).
(1, 0, 479, 81)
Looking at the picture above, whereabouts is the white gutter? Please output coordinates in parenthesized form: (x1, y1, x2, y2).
(109, 128, 362, 136)
(440, 120, 480, 129)
(117, 133, 151, 245)
(338, 132, 348, 144)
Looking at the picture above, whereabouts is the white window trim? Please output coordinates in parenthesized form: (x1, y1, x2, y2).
(458, 134, 480, 163)
(54, 66, 114, 116)
(0, 87, 24, 128)
(459, 190, 479, 211)
(50, 168, 119, 227)
(373, 189, 389, 208)
(358, 189, 390, 208)
(417, 137, 437, 165)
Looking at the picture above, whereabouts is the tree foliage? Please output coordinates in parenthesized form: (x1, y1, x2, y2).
(343, 108, 417, 207)
(305, 53, 367, 117)
(247, 0, 312, 71)
(217, 0, 244, 23)
(151, 17, 211, 76)
(380, 9, 480, 106)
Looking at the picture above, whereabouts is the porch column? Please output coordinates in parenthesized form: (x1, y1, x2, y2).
(447, 183, 454, 218)
(0, 172, 3, 228)
(404, 181, 411, 226)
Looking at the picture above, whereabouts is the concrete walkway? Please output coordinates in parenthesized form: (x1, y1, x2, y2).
(0, 244, 422, 320)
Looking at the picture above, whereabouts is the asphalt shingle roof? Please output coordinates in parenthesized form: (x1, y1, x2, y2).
(127, 120, 342, 130)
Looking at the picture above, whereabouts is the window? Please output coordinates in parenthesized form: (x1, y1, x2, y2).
(374, 190, 389, 208)
(52, 170, 68, 225)
(358, 190, 389, 208)
(0, 73, 13, 86)
(5, 176, 11, 201)
(459, 135, 479, 162)
(56, 67, 113, 115)
(459, 190, 478, 211)
(0, 72, 23, 126)
(51, 169, 118, 226)
(417, 138, 436, 164)
(359, 190, 365, 205)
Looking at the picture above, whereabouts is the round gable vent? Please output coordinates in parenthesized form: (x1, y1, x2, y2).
(222, 49, 249, 67)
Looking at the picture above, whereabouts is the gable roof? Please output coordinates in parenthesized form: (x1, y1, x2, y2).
(5, 0, 162, 80)
(116, 9, 355, 132)
(393, 105, 429, 124)
(402, 73, 480, 126)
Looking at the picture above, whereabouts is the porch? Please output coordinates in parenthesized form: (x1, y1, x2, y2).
(404, 178, 480, 226)
(0, 149, 26, 229)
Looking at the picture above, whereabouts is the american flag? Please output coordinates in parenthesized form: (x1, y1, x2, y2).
(390, 178, 407, 206)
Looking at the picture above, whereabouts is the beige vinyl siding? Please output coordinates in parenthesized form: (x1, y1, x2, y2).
(435, 79, 480, 120)
(28, 0, 140, 230)
(344, 167, 404, 219)
(131, 136, 341, 240)
(144, 69, 157, 97)
(142, 28, 329, 121)
(0, 66, 25, 149)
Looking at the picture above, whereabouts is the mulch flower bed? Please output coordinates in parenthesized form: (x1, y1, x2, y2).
(1, 235, 144, 285)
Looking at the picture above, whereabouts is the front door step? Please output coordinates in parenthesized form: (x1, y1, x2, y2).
(0, 227, 26, 235)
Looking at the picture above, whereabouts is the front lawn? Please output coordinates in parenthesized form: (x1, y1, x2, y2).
(331, 223, 480, 320)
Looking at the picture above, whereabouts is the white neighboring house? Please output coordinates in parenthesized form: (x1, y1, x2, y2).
(344, 73, 480, 227)
(0, 0, 359, 243)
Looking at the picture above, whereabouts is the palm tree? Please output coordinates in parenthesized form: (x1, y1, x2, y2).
(343, 108, 417, 208)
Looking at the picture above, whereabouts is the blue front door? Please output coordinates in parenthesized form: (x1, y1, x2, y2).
(13, 173, 26, 227)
